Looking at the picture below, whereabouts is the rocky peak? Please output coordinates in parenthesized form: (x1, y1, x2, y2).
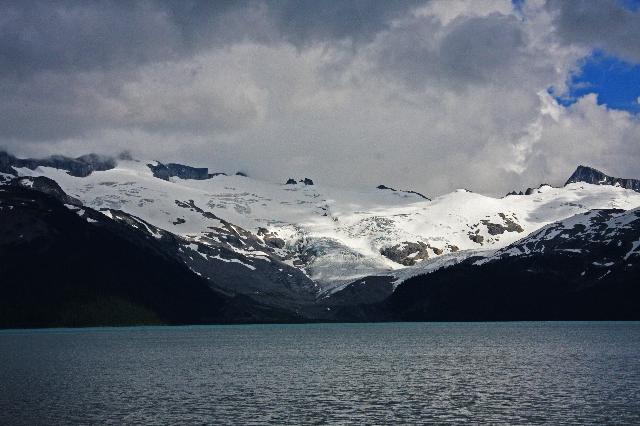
(565, 165, 640, 192)
(376, 184, 430, 200)
(284, 177, 314, 185)
(148, 161, 210, 181)
(0, 151, 115, 177)
(167, 163, 208, 180)
(300, 178, 314, 185)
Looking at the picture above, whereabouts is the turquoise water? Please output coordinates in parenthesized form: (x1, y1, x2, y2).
(1, 322, 640, 424)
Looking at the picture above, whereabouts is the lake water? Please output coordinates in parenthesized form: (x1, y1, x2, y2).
(1, 322, 640, 424)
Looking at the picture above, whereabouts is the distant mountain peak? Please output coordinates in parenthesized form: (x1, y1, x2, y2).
(0, 151, 115, 177)
(376, 184, 430, 200)
(565, 165, 640, 192)
(147, 161, 210, 181)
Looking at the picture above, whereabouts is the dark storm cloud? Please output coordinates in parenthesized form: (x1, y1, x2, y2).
(0, 0, 422, 77)
(548, 0, 640, 63)
(0, 1, 182, 76)
(374, 12, 528, 89)
(0, 0, 424, 142)
(439, 14, 525, 83)
(266, 0, 423, 46)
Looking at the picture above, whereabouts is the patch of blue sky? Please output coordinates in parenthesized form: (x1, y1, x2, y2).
(511, 0, 526, 13)
(552, 51, 640, 114)
(619, 0, 640, 11)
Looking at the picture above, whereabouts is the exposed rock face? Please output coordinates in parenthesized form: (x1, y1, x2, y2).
(466, 213, 523, 244)
(376, 184, 430, 200)
(403, 190, 429, 200)
(481, 213, 524, 235)
(147, 161, 209, 180)
(0, 151, 115, 177)
(468, 232, 484, 244)
(257, 227, 286, 249)
(147, 162, 171, 180)
(505, 184, 552, 197)
(235, 172, 248, 177)
(381, 241, 432, 266)
(285, 177, 314, 185)
(167, 163, 209, 180)
(566, 165, 640, 192)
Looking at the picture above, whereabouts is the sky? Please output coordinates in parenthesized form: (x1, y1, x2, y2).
(1, 0, 639, 196)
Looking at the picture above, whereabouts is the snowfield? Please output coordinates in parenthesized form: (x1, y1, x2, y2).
(14, 159, 640, 293)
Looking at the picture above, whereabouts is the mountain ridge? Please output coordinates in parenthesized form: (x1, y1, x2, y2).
(384, 207, 640, 321)
(4, 150, 638, 196)
(9, 156, 640, 293)
(0, 181, 300, 327)
(2, 153, 640, 326)
(565, 165, 640, 192)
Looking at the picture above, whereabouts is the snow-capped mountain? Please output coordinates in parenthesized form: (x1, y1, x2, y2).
(566, 165, 640, 192)
(385, 207, 640, 321)
(4, 151, 640, 304)
(0, 178, 299, 327)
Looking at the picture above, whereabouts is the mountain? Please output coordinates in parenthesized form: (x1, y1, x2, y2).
(12, 158, 640, 296)
(148, 161, 211, 180)
(0, 177, 299, 327)
(565, 165, 640, 192)
(0, 151, 116, 178)
(384, 207, 640, 321)
(2, 153, 640, 325)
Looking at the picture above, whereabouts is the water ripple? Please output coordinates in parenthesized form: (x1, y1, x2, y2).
(1, 322, 639, 424)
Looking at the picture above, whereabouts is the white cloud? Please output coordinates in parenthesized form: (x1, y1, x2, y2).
(4, 0, 640, 197)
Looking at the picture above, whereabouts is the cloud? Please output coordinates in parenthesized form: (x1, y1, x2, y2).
(0, 0, 420, 77)
(371, 11, 541, 90)
(547, 0, 640, 63)
(1, 0, 639, 197)
(522, 93, 640, 185)
(0, 1, 183, 76)
(265, 0, 423, 46)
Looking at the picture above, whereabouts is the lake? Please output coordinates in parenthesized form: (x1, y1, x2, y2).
(1, 322, 639, 424)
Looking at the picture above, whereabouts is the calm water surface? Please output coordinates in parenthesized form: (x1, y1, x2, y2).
(1, 322, 640, 424)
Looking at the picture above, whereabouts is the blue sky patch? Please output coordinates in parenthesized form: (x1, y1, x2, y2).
(619, 0, 640, 11)
(511, 0, 525, 13)
(553, 51, 640, 114)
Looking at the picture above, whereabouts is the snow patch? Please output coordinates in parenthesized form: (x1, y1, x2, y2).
(211, 255, 256, 270)
(624, 240, 640, 260)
